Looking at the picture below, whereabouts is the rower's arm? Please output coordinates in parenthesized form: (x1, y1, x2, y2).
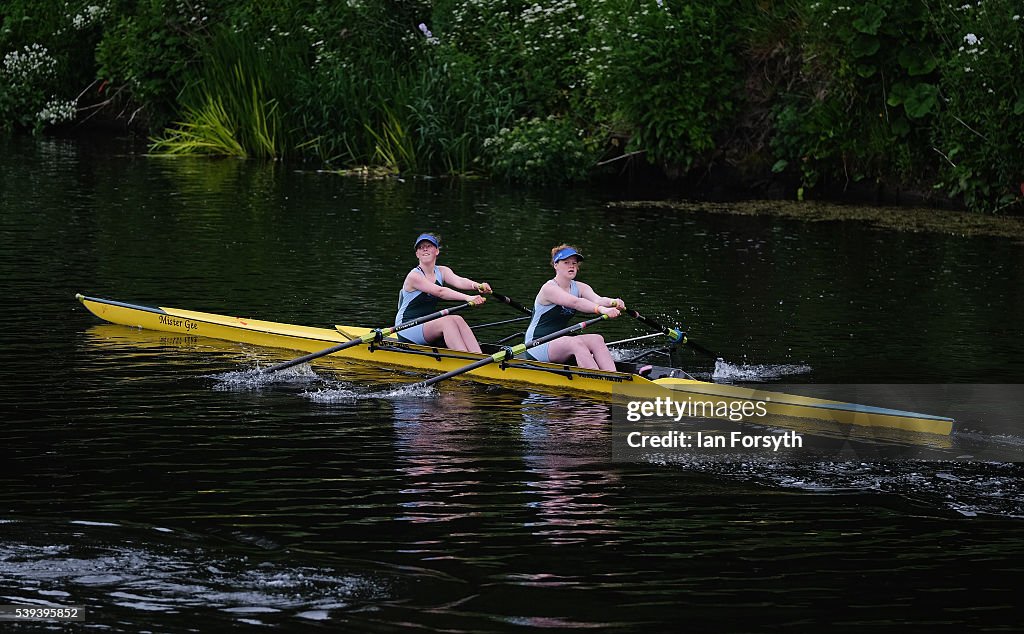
(407, 271, 477, 302)
(544, 283, 619, 315)
(439, 266, 492, 294)
(578, 282, 626, 311)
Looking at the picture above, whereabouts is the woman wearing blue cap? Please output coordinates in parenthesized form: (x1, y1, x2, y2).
(519, 244, 624, 371)
(396, 233, 491, 352)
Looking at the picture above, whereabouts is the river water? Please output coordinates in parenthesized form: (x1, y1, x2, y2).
(1, 136, 1022, 631)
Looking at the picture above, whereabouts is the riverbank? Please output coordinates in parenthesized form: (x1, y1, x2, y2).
(3, 0, 1022, 214)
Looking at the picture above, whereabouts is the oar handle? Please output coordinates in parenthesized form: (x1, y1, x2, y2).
(413, 314, 608, 388)
(263, 301, 476, 374)
(490, 292, 533, 316)
(387, 300, 476, 334)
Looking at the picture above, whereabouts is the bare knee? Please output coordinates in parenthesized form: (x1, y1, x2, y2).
(581, 333, 605, 346)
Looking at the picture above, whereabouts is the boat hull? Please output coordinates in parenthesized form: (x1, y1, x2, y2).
(76, 294, 954, 435)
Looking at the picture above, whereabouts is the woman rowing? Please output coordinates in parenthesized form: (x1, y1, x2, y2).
(396, 233, 491, 353)
(519, 245, 623, 371)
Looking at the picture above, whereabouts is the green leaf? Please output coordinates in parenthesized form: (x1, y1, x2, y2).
(771, 159, 788, 173)
(1015, 95, 1024, 116)
(856, 63, 878, 78)
(853, 4, 886, 34)
(903, 83, 938, 119)
(887, 82, 911, 106)
(897, 46, 938, 76)
(887, 82, 937, 118)
(851, 34, 880, 59)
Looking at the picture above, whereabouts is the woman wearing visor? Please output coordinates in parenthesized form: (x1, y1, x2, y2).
(396, 233, 491, 353)
(519, 244, 624, 371)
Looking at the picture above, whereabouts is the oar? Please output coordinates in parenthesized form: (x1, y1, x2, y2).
(408, 314, 609, 389)
(470, 315, 532, 331)
(606, 332, 663, 347)
(624, 308, 720, 359)
(262, 301, 478, 374)
(490, 292, 533, 316)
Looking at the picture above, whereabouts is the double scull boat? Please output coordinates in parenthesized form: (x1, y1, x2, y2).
(76, 294, 955, 436)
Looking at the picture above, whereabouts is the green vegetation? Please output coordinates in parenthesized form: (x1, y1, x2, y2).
(1, 0, 1021, 212)
(484, 115, 595, 185)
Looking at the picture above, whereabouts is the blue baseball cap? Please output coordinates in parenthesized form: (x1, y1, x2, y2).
(552, 246, 584, 263)
(414, 233, 440, 249)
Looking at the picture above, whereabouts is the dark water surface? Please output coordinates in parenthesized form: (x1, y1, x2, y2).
(1, 136, 1022, 631)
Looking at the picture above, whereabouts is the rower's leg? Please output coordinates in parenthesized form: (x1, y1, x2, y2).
(579, 333, 616, 371)
(548, 337, 600, 369)
(423, 316, 482, 353)
(450, 316, 482, 354)
(423, 317, 461, 350)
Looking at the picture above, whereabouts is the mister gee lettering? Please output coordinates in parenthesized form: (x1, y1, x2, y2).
(158, 314, 200, 332)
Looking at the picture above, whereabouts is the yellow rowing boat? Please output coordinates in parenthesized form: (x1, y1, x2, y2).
(76, 294, 955, 435)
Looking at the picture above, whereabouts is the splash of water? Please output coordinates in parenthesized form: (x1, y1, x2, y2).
(208, 363, 321, 389)
(304, 381, 436, 403)
(712, 359, 812, 382)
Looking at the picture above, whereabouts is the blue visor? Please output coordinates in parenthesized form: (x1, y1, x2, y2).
(552, 246, 584, 263)
(414, 233, 440, 249)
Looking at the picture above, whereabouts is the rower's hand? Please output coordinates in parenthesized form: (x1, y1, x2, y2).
(475, 282, 493, 294)
(609, 298, 626, 310)
(599, 306, 621, 318)
(469, 295, 487, 306)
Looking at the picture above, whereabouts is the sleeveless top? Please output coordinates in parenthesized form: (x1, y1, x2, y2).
(396, 266, 444, 326)
(524, 280, 579, 342)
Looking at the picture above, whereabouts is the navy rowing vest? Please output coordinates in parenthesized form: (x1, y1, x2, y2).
(396, 266, 444, 325)
(524, 280, 579, 342)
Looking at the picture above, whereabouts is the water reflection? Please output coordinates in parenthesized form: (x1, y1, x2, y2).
(390, 391, 490, 525)
(518, 395, 622, 546)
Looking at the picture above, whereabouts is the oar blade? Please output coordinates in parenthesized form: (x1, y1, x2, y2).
(625, 308, 720, 360)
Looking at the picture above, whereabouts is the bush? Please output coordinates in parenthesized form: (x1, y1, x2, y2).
(482, 115, 594, 184)
(586, 0, 742, 171)
(0, 44, 72, 132)
(768, 1, 942, 191)
(433, 0, 589, 115)
(933, 1, 1024, 212)
(0, 0, 112, 132)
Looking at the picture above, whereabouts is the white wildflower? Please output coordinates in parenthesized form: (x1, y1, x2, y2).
(2, 44, 57, 80)
(36, 97, 77, 125)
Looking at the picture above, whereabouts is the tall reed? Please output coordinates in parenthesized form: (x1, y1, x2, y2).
(151, 27, 302, 159)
